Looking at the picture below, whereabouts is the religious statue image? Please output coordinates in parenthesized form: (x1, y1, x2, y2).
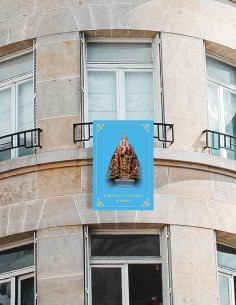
(107, 132, 141, 185)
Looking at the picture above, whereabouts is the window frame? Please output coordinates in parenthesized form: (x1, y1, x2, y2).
(217, 242, 236, 305)
(85, 228, 163, 305)
(0, 48, 34, 160)
(0, 238, 35, 305)
(84, 37, 160, 124)
(206, 54, 236, 159)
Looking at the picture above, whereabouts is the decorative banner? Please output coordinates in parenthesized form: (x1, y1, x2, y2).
(93, 120, 153, 210)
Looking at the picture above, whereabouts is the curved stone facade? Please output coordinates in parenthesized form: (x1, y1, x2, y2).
(0, 1, 235, 305)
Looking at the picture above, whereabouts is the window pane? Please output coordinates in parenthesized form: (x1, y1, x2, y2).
(0, 244, 34, 274)
(129, 264, 162, 305)
(125, 71, 154, 120)
(0, 88, 11, 136)
(20, 277, 34, 305)
(87, 43, 152, 63)
(217, 244, 236, 270)
(91, 235, 160, 256)
(219, 274, 231, 305)
(206, 56, 236, 86)
(0, 281, 11, 305)
(88, 71, 117, 121)
(17, 80, 34, 132)
(207, 82, 220, 131)
(223, 89, 236, 159)
(17, 80, 34, 157)
(91, 267, 122, 305)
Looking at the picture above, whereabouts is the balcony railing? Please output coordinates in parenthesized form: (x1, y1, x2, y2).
(203, 129, 236, 151)
(0, 128, 42, 153)
(73, 122, 174, 144)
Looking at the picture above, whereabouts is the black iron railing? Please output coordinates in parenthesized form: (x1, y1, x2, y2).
(73, 122, 174, 144)
(0, 128, 42, 152)
(203, 129, 236, 151)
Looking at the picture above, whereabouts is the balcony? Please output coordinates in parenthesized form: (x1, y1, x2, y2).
(0, 128, 42, 160)
(73, 122, 174, 145)
(204, 129, 236, 159)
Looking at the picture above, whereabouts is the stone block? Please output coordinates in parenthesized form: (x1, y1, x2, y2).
(201, 0, 236, 28)
(37, 7, 77, 37)
(154, 166, 169, 194)
(116, 210, 136, 225)
(154, 193, 176, 224)
(36, 39, 80, 82)
(0, 172, 37, 206)
(110, 4, 130, 29)
(70, 5, 94, 30)
(161, 0, 201, 12)
(172, 275, 218, 305)
(0, 0, 34, 20)
(128, 3, 168, 31)
(168, 167, 211, 199)
(136, 210, 155, 224)
(73, 194, 98, 224)
(37, 230, 83, 278)
(170, 195, 212, 228)
(23, 199, 45, 232)
(81, 165, 92, 194)
(38, 196, 81, 228)
(36, 77, 80, 120)
(7, 202, 26, 235)
(206, 199, 236, 234)
(0, 20, 9, 47)
(195, 12, 236, 50)
(0, 207, 9, 237)
(9, 16, 26, 44)
(210, 173, 236, 204)
(36, 0, 80, 11)
(37, 115, 80, 151)
(37, 275, 84, 305)
(97, 210, 116, 224)
(90, 5, 110, 29)
(161, 33, 208, 151)
(170, 226, 216, 278)
(23, 12, 43, 40)
(37, 167, 81, 198)
(163, 7, 201, 37)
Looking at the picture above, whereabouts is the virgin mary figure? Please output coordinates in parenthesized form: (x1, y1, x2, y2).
(107, 133, 141, 185)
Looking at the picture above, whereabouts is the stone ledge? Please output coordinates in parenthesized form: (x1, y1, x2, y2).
(0, 148, 235, 177)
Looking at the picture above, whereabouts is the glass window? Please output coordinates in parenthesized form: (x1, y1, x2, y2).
(0, 51, 34, 162)
(217, 244, 236, 305)
(86, 41, 155, 124)
(0, 243, 34, 305)
(88, 233, 163, 305)
(206, 56, 236, 160)
(91, 235, 160, 257)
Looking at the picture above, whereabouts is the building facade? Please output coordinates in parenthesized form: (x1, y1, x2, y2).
(0, 0, 236, 305)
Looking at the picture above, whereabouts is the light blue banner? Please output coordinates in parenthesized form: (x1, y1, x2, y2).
(93, 120, 154, 210)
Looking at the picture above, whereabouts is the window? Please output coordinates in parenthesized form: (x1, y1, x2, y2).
(217, 244, 236, 305)
(85, 231, 163, 305)
(0, 242, 35, 305)
(85, 40, 158, 122)
(206, 56, 236, 159)
(0, 51, 34, 162)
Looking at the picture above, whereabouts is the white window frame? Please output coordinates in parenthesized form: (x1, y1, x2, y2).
(0, 49, 34, 159)
(85, 229, 163, 305)
(218, 268, 236, 305)
(206, 54, 236, 158)
(0, 239, 35, 305)
(84, 38, 160, 123)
